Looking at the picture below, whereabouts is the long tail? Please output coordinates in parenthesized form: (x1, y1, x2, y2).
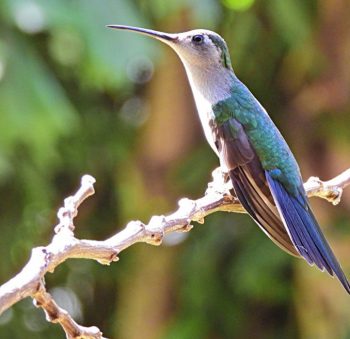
(266, 171, 350, 294)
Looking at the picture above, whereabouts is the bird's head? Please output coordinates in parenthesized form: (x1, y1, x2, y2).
(107, 25, 233, 71)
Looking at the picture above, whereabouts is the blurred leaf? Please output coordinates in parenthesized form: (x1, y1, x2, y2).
(0, 35, 78, 176)
(222, 0, 255, 12)
(268, 0, 313, 46)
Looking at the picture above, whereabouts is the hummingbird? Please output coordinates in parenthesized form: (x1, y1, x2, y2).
(108, 25, 350, 293)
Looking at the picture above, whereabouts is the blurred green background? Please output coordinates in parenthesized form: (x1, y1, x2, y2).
(1, 0, 350, 338)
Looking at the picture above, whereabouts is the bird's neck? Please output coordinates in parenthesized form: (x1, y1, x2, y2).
(183, 62, 235, 106)
(180, 61, 236, 155)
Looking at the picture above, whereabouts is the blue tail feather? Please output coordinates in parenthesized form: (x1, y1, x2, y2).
(277, 183, 331, 272)
(266, 170, 350, 293)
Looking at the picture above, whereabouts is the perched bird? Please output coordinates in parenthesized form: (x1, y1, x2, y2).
(108, 25, 350, 293)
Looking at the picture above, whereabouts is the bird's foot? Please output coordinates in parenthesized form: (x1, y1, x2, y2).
(206, 167, 233, 197)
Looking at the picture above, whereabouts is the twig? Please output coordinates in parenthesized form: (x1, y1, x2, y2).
(304, 168, 350, 205)
(33, 283, 103, 339)
(0, 168, 349, 338)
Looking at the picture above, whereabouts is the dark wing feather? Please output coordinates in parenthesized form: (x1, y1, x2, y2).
(213, 118, 300, 257)
(231, 161, 301, 257)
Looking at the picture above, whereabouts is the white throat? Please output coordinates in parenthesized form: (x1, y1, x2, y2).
(180, 60, 233, 155)
(183, 61, 232, 105)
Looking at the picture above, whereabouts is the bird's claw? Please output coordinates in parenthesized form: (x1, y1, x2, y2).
(206, 167, 233, 197)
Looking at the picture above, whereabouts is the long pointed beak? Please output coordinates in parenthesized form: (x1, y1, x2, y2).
(107, 25, 178, 45)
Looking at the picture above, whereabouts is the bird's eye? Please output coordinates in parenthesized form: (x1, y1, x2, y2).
(192, 35, 204, 45)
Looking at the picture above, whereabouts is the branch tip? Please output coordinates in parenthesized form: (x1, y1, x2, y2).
(81, 174, 96, 186)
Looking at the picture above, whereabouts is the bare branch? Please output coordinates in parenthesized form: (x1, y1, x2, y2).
(33, 283, 106, 339)
(0, 168, 349, 338)
(304, 168, 350, 205)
